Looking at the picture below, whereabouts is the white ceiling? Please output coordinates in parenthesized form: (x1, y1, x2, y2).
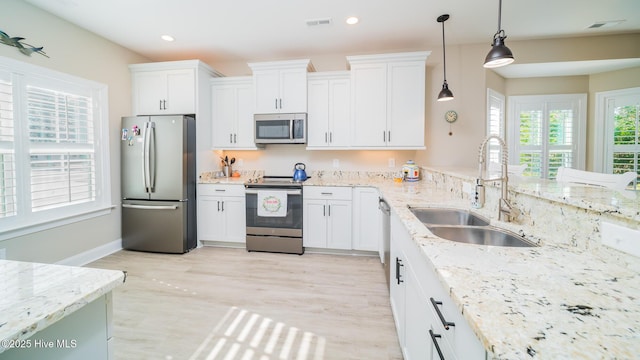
(24, 0, 640, 77)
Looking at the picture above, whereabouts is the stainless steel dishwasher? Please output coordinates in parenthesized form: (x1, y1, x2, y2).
(379, 197, 391, 289)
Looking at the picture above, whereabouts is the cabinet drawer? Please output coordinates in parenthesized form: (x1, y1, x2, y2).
(304, 186, 352, 200)
(198, 184, 245, 197)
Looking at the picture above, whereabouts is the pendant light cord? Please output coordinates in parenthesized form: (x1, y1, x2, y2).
(441, 20, 447, 82)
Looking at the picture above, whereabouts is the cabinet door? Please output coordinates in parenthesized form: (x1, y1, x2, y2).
(253, 70, 280, 113)
(165, 69, 196, 114)
(197, 196, 224, 240)
(386, 61, 425, 148)
(133, 72, 166, 115)
(389, 240, 406, 349)
(352, 187, 381, 251)
(303, 200, 328, 248)
(327, 200, 352, 249)
(307, 80, 330, 147)
(404, 265, 433, 360)
(221, 196, 246, 243)
(211, 85, 237, 148)
(328, 78, 351, 147)
(279, 68, 307, 113)
(234, 83, 255, 147)
(351, 63, 387, 146)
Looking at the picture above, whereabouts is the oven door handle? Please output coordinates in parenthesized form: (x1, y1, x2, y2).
(245, 189, 302, 195)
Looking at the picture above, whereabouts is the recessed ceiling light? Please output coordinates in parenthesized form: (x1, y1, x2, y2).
(346, 16, 359, 25)
(161, 35, 175, 42)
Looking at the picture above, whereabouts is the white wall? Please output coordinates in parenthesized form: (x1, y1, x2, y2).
(0, 0, 149, 263)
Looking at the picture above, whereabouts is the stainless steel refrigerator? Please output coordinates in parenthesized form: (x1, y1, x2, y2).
(121, 115, 197, 253)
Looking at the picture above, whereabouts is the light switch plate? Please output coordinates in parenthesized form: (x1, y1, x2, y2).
(333, 159, 339, 168)
(388, 158, 395, 168)
(601, 222, 640, 258)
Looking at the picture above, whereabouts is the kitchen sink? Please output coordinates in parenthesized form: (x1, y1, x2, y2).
(427, 226, 536, 247)
(409, 208, 490, 226)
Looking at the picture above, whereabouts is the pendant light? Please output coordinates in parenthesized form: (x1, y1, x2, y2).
(483, 0, 514, 68)
(437, 14, 453, 102)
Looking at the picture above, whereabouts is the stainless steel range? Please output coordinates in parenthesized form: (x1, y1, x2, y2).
(245, 176, 305, 254)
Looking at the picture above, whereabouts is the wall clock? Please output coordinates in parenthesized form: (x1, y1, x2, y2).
(445, 110, 458, 123)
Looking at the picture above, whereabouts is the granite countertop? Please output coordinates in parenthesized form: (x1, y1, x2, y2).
(0, 260, 126, 354)
(303, 174, 640, 359)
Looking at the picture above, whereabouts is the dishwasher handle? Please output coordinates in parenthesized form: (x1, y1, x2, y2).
(378, 197, 391, 215)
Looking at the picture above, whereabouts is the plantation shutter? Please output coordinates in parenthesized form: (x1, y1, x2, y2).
(27, 85, 96, 211)
(0, 70, 16, 218)
(610, 96, 640, 188)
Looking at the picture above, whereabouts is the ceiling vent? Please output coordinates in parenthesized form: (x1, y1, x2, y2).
(587, 20, 625, 29)
(306, 18, 333, 27)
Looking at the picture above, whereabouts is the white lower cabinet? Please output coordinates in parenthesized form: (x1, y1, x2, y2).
(352, 187, 382, 252)
(197, 184, 246, 244)
(391, 212, 486, 360)
(303, 186, 352, 249)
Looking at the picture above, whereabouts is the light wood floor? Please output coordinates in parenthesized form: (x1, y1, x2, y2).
(88, 247, 402, 360)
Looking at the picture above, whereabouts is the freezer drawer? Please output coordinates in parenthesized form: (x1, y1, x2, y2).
(122, 200, 194, 253)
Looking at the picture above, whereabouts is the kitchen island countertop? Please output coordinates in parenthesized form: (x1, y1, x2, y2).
(304, 170, 640, 359)
(0, 260, 125, 354)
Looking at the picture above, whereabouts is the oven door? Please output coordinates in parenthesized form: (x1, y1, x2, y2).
(245, 188, 302, 237)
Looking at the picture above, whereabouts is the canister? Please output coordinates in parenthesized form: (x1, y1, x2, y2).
(402, 160, 420, 182)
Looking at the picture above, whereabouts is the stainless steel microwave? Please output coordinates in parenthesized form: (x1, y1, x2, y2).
(254, 113, 307, 144)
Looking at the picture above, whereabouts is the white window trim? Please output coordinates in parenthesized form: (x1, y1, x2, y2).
(0, 56, 112, 241)
(508, 93, 587, 177)
(594, 86, 640, 172)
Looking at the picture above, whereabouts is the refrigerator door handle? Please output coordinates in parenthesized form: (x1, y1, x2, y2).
(122, 204, 178, 210)
(143, 122, 156, 193)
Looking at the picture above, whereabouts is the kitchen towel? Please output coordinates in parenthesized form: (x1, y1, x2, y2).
(257, 191, 288, 217)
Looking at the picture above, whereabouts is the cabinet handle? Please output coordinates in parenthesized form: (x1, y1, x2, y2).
(388, 131, 391, 142)
(215, 189, 226, 192)
(320, 192, 333, 195)
(234, 134, 237, 143)
(325, 132, 328, 143)
(383, 131, 386, 142)
(230, 133, 233, 143)
(323, 205, 326, 216)
(217, 200, 220, 212)
(275, 98, 278, 109)
(279, 98, 282, 109)
(159, 100, 163, 110)
(395, 257, 404, 284)
(221, 201, 224, 212)
(430, 298, 455, 330)
(329, 132, 333, 143)
(429, 329, 446, 360)
(327, 204, 331, 216)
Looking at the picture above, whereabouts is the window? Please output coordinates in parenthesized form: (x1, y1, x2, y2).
(595, 87, 640, 189)
(0, 56, 110, 239)
(508, 94, 586, 179)
(486, 89, 505, 165)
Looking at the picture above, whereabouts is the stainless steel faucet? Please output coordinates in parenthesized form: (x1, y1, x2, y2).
(472, 135, 517, 222)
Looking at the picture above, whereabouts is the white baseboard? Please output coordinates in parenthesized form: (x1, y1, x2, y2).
(57, 239, 123, 267)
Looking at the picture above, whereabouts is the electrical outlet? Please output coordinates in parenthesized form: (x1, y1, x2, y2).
(237, 158, 244, 166)
(462, 182, 473, 195)
(0, 248, 6, 260)
(388, 158, 395, 168)
(601, 222, 640, 258)
(333, 159, 340, 168)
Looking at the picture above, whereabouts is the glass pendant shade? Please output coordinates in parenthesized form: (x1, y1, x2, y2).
(437, 81, 454, 101)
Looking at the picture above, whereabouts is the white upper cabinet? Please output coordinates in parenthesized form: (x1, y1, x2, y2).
(307, 71, 351, 149)
(210, 77, 257, 149)
(248, 59, 313, 114)
(130, 60, 221, 116)
(347, 52, 429, 149)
